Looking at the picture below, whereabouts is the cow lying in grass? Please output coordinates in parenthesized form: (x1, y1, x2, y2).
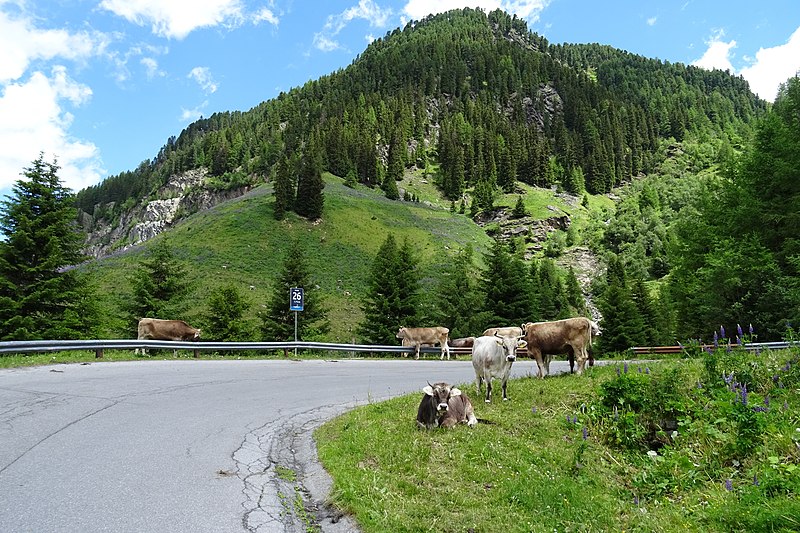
(416, 382, 478, 429)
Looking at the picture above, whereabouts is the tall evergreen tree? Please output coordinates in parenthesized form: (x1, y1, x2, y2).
(273, 153, 294, 220)
(357, 234, 420, 345)
(204, 285, 253, 342)
(597, 255, 644, 352)
(295, 131, 325, 220)
(0, 155, 98, 340)
(480, 239, 533, 327)
(434, 245, 488, 339)
(260, 239, 328, 342)
(125, 240, 192, 330)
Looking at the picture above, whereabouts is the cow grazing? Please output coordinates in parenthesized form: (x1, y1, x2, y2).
(566, 320, 601, 373)
(521, 317, 595, 378)
(396, 326, 451, 360)
(471, 334, 527, 403)
(136, 318, 201, 355)
(449, 337, 474, 348)
(416, 382, 478, 429)
(482, 326, 523, 338)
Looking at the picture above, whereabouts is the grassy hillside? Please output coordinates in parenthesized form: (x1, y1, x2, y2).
(84, 173, 497, 341)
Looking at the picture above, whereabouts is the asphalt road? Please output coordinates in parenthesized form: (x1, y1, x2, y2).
(0, 357, 573, 532)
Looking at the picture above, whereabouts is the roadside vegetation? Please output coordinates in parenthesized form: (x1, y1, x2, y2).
(316, 343, 800, 532)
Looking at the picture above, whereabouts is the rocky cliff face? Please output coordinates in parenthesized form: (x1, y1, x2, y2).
(79, 168, 252, 259)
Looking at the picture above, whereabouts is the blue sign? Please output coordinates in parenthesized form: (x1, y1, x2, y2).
(289, 287, 304, 311)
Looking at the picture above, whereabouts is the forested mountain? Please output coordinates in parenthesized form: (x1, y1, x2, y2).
(47, 7, 797, 347)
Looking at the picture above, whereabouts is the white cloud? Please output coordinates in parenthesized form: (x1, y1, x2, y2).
(0, 9, 105, 83)
(313, 32, 341, 52)
(692, 29, 736, 72)
(188, 66, 218, 93)
(99, 0, 245, 40)
(324, 0, 392, 35)
(0, 66, 104, 192)
(140, 57, 164, 79)
(647, 17, 657, 26)
(402, 0, 549, 22)
(253, 7, 279, 26)
(693, 26, 800, 102)
(739, 26, 800, 102)
(180, 100, 209, 122)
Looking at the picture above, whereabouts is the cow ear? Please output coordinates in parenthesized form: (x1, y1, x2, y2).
(495, 337, 504, 346)
(517, 340, 528, 348)
(423, 385, 434, 396)
(450, 387, 462, 397)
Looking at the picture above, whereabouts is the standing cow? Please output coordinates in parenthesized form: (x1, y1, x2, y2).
(521, 317, 595, 378)
(135, 318, 201, 355)
(396, 326, 451, 360)
(482, 326, 523, 338)
(416, 382, 478, 429)
(471, 333, 527, 403)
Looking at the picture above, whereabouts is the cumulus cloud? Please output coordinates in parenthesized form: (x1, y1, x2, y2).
(647, 17, 657, 26)
(313, 32, 341, 52)
(0, 66, 104, 192)
(314, 0, 392, 52)
(253, 6, 279, 26)
(140, 57, 164, 79)
(188, 66, 218, 93)
(180, 100, 209, 122)
(693, 26, 800, 102)
(0, 8, 106, 83)
(402, 0, 549, 22)
(739, 26, 800, 102)
(99, 0, 245, 40)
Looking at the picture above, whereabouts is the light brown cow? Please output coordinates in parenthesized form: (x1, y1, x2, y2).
(482, 326, 524, 338)
(521, 317, 595, 377)
(449, 337, 475, 348)
(136, 318, 201, 355)
(396, 326, 450, 360)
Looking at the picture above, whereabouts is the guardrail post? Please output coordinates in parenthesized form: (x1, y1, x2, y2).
(193, 349, 199, 358)
(95, 348, 103, 359)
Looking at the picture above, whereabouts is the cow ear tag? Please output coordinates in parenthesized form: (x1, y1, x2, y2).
(423, 385, 434, 396)
(450, 388, 462, 397)
(517, 340, 528, 348)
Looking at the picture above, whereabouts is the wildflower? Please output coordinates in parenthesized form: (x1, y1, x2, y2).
(531, 406, 537, 414)
(582, 426, 588, 440)
(616, 366, 621, 376)
(697, 381, 703, 389)
(647, 450, 658, 458)
(737, 323, 743, 338)
(749, 323, 754, 335)
(633, 495, 640, 506)
(613, 406, 619, 419)
(624, 361, 629, 373)
(724, 479, 733, 491)
(638, 366, 642, 373)
(753, 474, 759, 486)
(645, 367, 650, 374)
(713, 331, 719, 348)
(720, 325, 726, 339)
(764, 396, 770, 408)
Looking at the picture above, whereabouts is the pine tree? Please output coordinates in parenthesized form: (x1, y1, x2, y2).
(125, 240, 192, 331)
(204, 285, 253, 342)
(0, 155, 99, 340)
(273, 153, 294, 220)
(565, 266, 586, 316)
(260, 239, 328, 342)
(357, 234, 420, 345)
(295, 132, 325, 220)
(434, 245, 488, 338)
(480, 239, 533, 327)
(597, 255, 644, 352)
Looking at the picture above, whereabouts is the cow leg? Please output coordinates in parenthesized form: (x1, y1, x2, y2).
(574, 344, 589, 375)
(475, 375, 483, 397)
(501, 376, 510, 401)
(544, 354, 553, 376)
(414, 344, 421, 360)
(441, 342, 450, 360)
(567, 347, 575, 374)
(531, 349, 547, 378)
(485, 377, 492, 403)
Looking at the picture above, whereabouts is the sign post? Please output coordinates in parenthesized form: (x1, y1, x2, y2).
(289, 287, 304, 357)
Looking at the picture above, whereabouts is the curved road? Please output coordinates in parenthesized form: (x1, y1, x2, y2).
(0, 358, 572, 532)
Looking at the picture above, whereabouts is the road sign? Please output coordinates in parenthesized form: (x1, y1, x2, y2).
(289, 287, 304, 311)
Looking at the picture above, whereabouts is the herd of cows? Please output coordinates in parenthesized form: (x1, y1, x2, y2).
(406, 317, 601, 429)
(133, 316, 601, 430)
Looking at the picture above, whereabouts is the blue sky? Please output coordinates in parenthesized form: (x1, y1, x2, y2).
(1, 0, 798, 198)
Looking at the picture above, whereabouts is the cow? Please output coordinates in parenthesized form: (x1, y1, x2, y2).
(521, 317, 595, 378)
(416, 382, 478, 429)
(449, 337, 475, 348)
(396, 326, 451, 360)
(565, 320, 601, 373)
(135, 318, 201, 356)
(471, 333, 527, 403)
(482, 326, 523, 338)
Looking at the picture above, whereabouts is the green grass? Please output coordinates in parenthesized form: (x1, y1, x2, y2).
(316, 349, 800, 532)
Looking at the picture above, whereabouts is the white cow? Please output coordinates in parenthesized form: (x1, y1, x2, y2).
(471, 333, 527, 402)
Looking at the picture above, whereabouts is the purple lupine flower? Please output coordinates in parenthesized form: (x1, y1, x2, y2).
(737, 324, 743, 338)
(720, 325, 726, 339)
(724, 479, 733, 491)
(616, 366, 621, 376)
(613, 406, 619, 419)
(573, 416, 579, 424)
(638, 366, 642, 373)
(713, 330, 719, 348)
(749, 323, 754, 335)
(566, 415, 571, 423)
(764, 396, 770, 408)
(531, 406, 537, 414)
(753, 473, 759, 486)
(645, 367, 650, 374)
(624, 362, 629, 373)
(783, 362, 791, 372)
(740, 385, 748, 406)
(697, 381, 703, 389)
(784, 400, 789, 411)
(633, 495, 640, 506)
(582, 426, 588, 440)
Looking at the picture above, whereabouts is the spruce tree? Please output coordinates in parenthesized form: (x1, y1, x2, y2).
(0, 155, 98, 340)
(357, 234, 420, 345)
(125, 240, 191, 330)
(434, 245, 488, 338)
(295, 132, 325, 220)
(597, 255, 644, 352)
(205, 285, 253, 342)
(260, 239, 328, 342)
(273, 153, 294, 220)
(480, 239, 533, 327)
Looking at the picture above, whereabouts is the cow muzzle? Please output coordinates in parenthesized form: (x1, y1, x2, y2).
(437, 402, 449, 412)
(506, 354, 516, 362)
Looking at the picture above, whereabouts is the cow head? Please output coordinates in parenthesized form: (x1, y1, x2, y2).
(494, 333, 527, 362)
(396, 327, 407, 339)
(423, 382, 461, 413)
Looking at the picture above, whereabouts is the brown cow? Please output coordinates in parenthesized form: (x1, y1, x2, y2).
(136, 318, 201, 355)
(396, 326, 450, 360)
(416, 382, 478, 429)
(449, 337, 475, 348)
(482, 326, 524, 338)
(521, 317, 595, 377)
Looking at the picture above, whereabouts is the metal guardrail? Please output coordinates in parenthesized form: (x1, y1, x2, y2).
(630, 341, 798, 355)
(0, 339, 470, 358)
